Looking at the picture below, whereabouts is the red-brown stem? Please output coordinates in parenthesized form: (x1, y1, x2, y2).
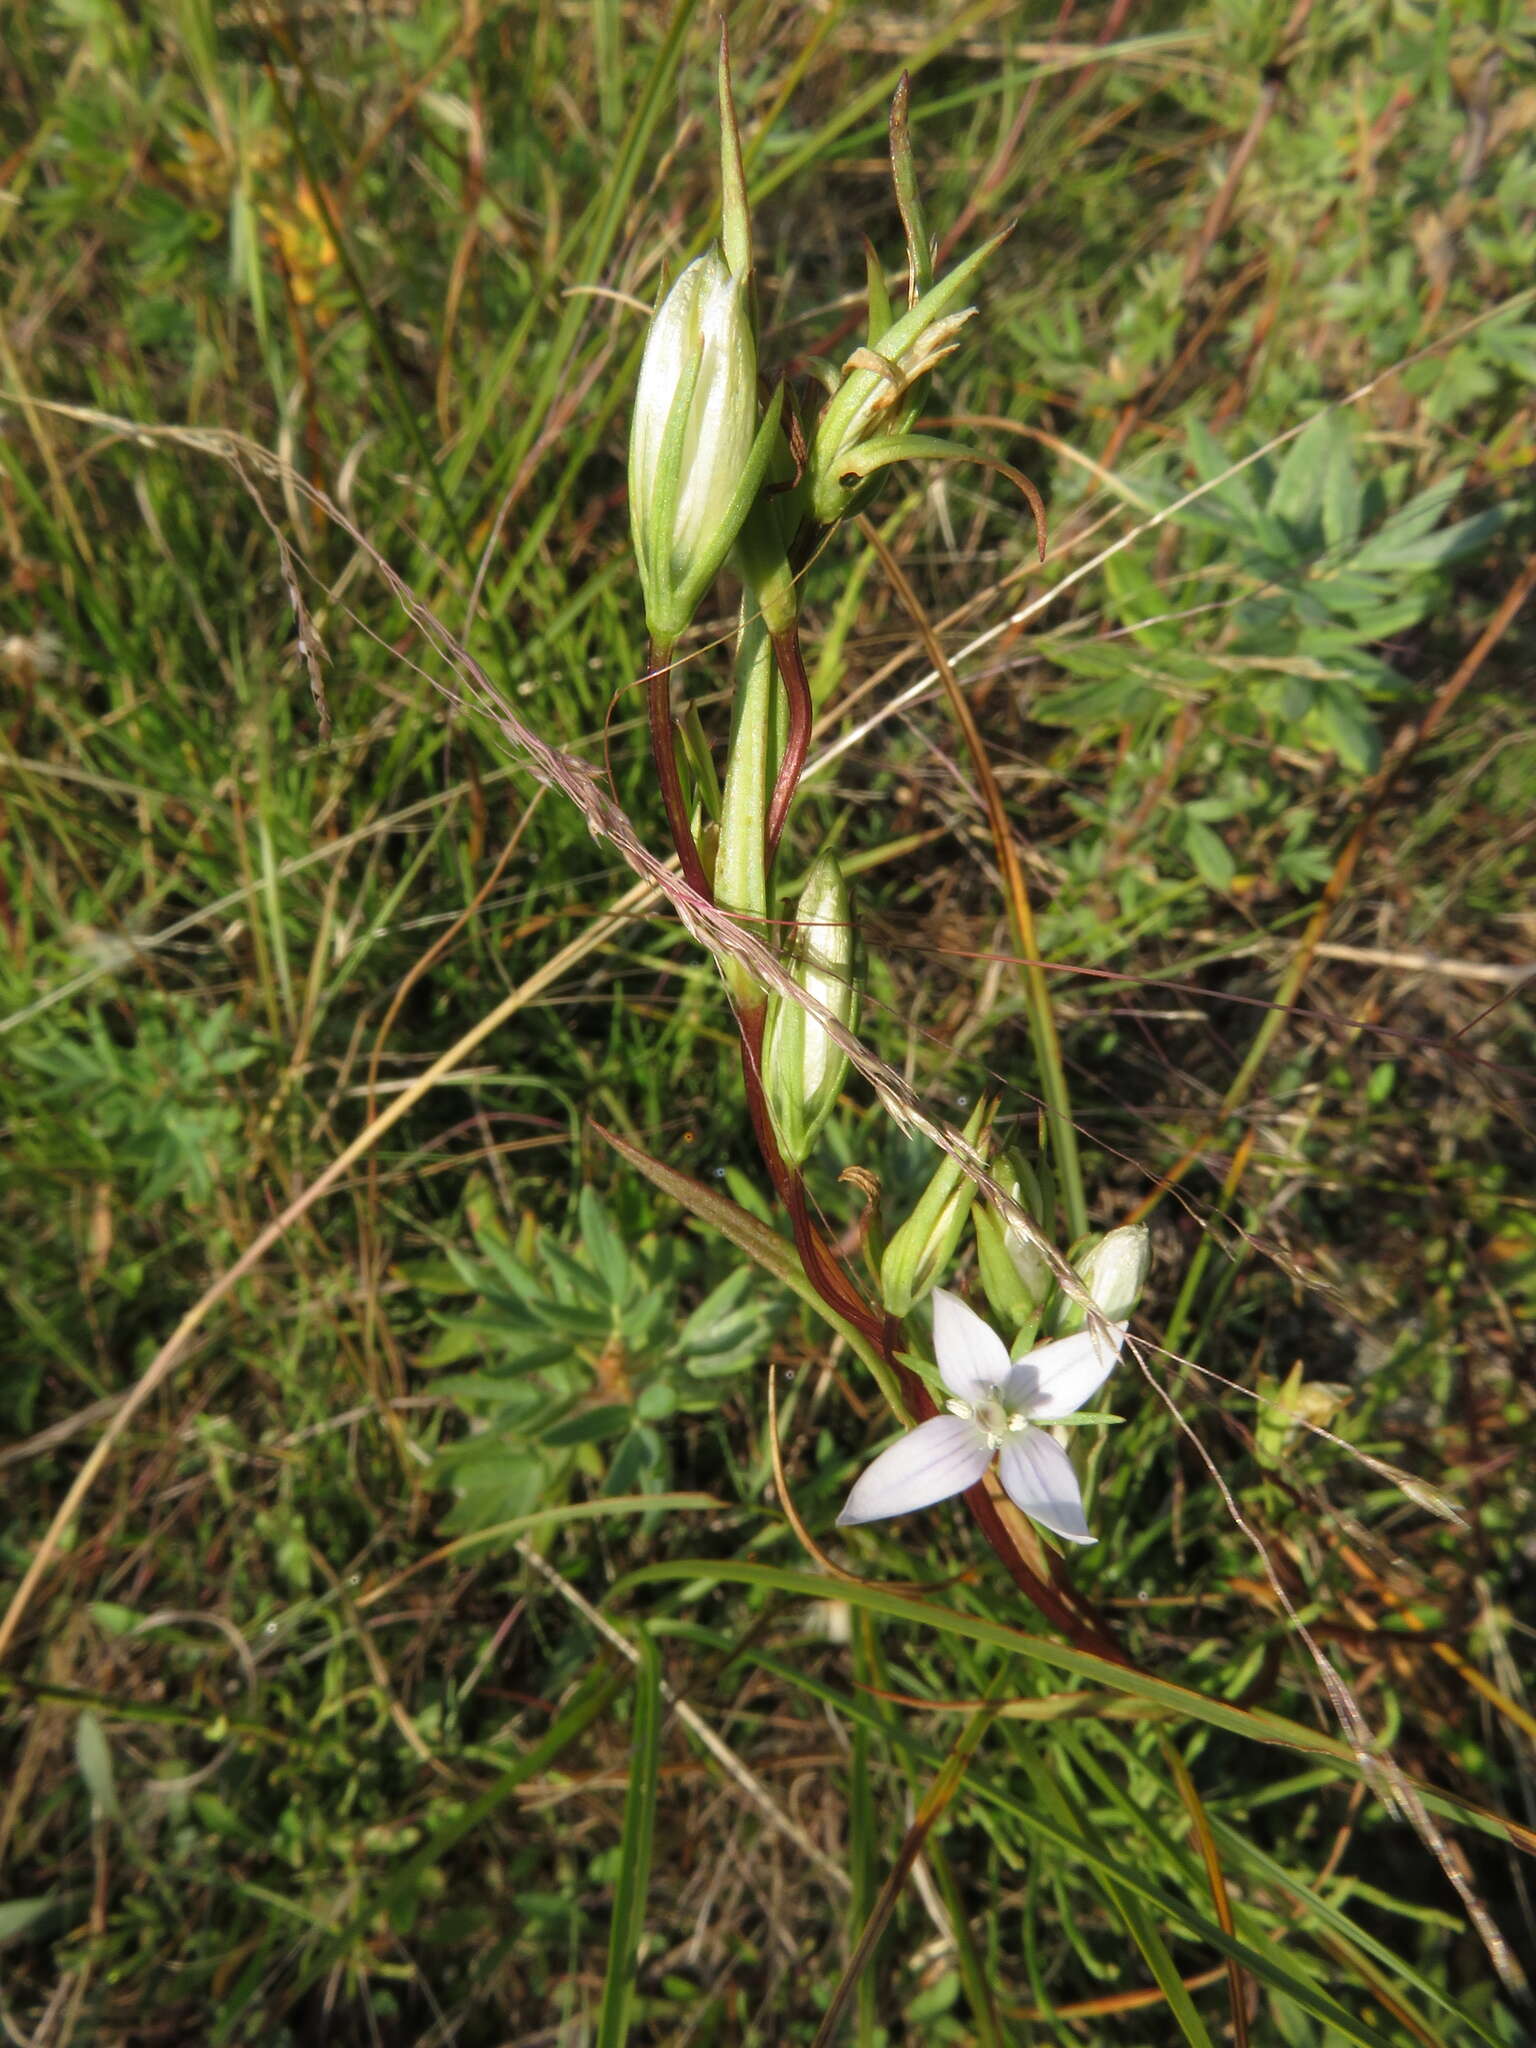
(738, 1001, 882, 1343)
(736, 1002, 793, 1207)
(786, 1174, 882, 1341)
(734, 643, 1125, 1654)
(965, 1477, 1128, 1664)
(646, 644, 712, 902)
(765, 625, 813, 859)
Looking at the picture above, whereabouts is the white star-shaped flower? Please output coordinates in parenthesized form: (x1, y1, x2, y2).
(837, 1288, 1127, 1544)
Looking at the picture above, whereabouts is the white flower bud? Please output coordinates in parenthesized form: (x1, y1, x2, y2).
(1076, 1225, 1151, 1323)
(629, 250, 763, 643)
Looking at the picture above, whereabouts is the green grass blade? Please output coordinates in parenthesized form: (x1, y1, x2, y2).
(1018, 1742, 1216, 2048)
(596, 1626, 663, 2048)
(619, 1559, 1384, 1768)
(719, 1644, 1416, 2048)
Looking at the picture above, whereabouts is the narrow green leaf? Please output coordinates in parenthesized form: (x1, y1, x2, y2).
(1321, 423, 1362, 550)
(734, 1640, 1394, 2048)
(717, 21, 752, 285)
(616, 1559, 1430, 1779)
(542, 1403, 633, 1448)
(863, 236, 893, 348)
(1206, 1815, 1502, 2047)
(741, 1638, 1425, 2048)
(888, 73, 934, 305)
(1020, 1746, 1217, 2048)
(579, 1188, 632, 1303)
(1313, 690, 1381, 774)
(594, 1122, 803, 1288)
(1354, 506, 1505, 573)
(596, 1629, 663, 2048)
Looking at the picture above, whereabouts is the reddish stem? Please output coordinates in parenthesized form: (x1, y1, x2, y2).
(786, 1174, 882, 1341)
(730, 630, 1125, 1656)
(738, 1003, 882, 1343)
(646, 646, 712, 902)
(737, 1004, 793, 1207)
(765, 626, 813, 859)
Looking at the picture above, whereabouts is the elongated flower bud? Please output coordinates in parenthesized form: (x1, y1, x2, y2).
(880, 1096, 993, 1319)
(763, 853, 858, 1165)
(974, 1153, 1052, 1335)
(1054, 1224, 1151, 1334)
(713, 607, 782, 1006)
(629, 249, 779, 645)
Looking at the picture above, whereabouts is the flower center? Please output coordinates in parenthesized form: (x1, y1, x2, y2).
(973, 1395, 1008, 1445)
(947, 1393, 1030, 1449)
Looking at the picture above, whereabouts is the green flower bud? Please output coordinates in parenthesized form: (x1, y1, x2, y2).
(1054, 1224, 1151, 1334)
(974, 1151, 1056, 1337)
(975, 1208, 1038, 1340)
(879, 1096, 993, 1320)
(763, 853, 858, 1165)
(629, 249, 781, 644)
(804, 227, 1006, 528)
(713, 605, 784, 1008)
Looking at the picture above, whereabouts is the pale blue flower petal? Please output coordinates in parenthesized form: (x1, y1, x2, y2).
(836, 1413, 992, 1526)
(932, 1288, 1013, 1403)
(1004, 1321, 1127, 1423)
(997, 1429, 1095, 1545)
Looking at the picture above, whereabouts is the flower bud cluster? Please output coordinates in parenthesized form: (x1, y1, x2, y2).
(628, 78, 1013, 648)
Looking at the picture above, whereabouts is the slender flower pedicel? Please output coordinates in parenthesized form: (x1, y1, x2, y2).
(837, 1288, 1126, 1544)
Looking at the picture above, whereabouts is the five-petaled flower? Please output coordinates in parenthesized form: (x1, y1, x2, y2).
(837, 1288, 1127, 1544)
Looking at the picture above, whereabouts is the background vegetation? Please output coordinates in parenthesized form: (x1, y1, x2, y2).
(2, 1, 1534, 2042)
